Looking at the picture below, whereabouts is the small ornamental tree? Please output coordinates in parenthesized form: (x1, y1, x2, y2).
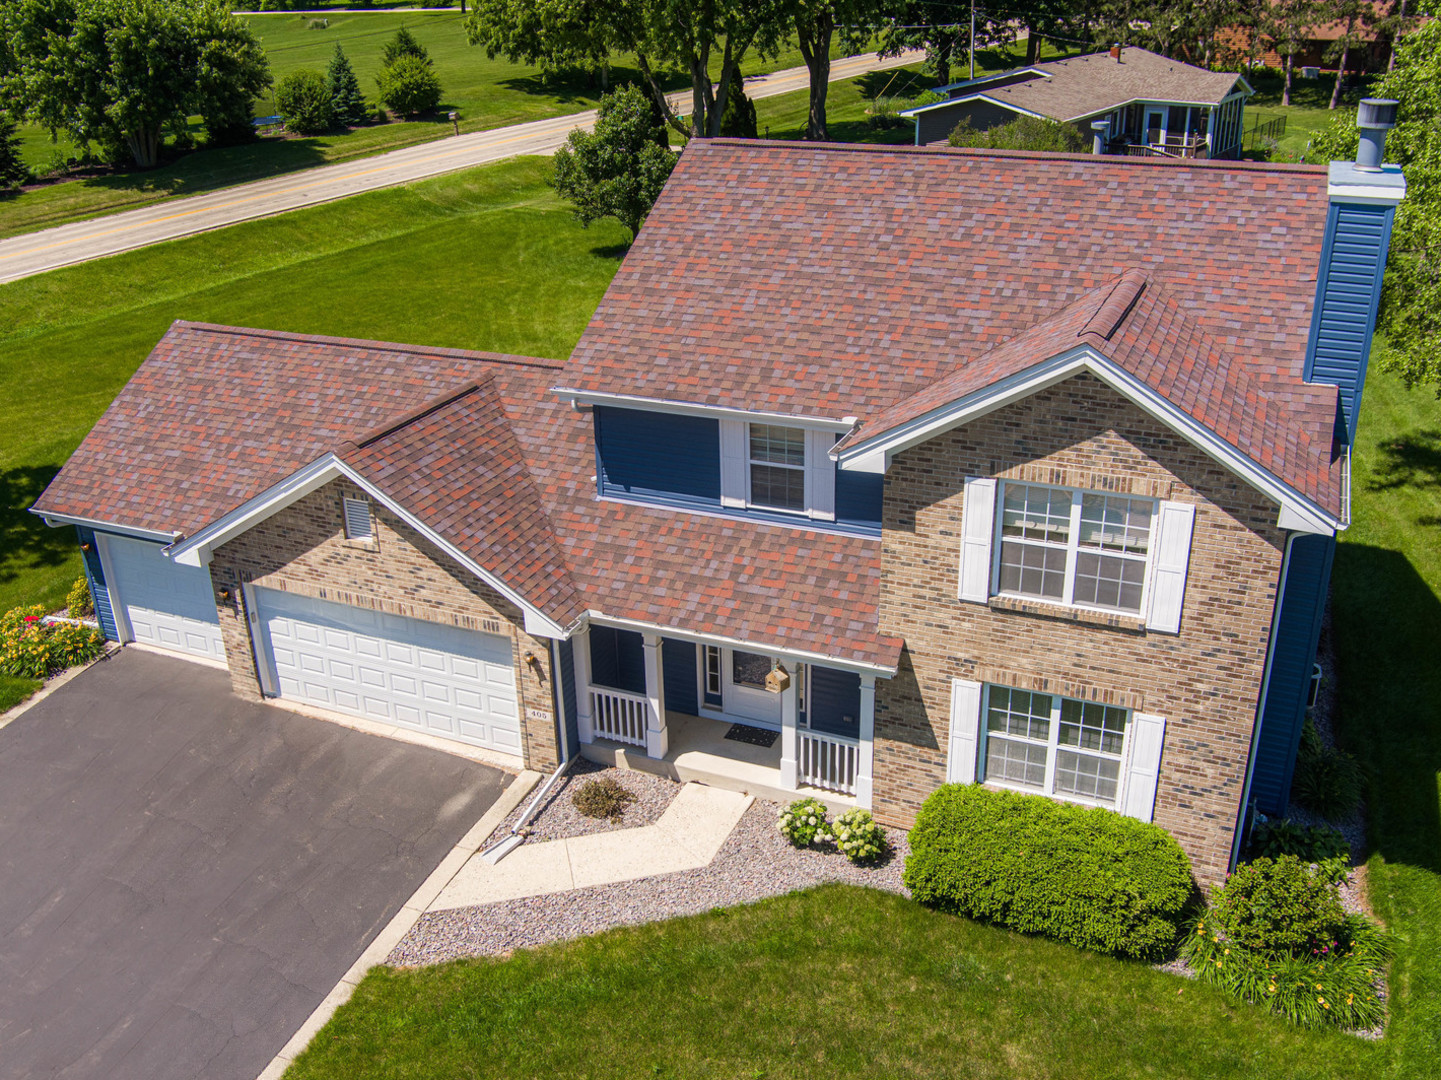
(719, 72, 757, 138)
(377, 55, 443, 117)
(276, 70, 335, 135)
(326, 43, 368, 126)
(551, 84, 676, 241)
(0, 112, 28, 188)
(382, 26, 430, 67)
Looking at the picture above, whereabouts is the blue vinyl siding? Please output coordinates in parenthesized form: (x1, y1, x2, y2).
(809, 665, 861, 738)
(1304, 202, 1394, 442)
(558, 638, 579, 757)
(836, 470, 884, 535)
(662, 638, 698, 715)
(589, 626, 646, 695)
(1250, 534, 1336, 816)
(77, 526, 118, 641)
(595, 407, 721, 509)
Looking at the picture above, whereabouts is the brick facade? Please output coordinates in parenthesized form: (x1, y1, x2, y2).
(208, 478, 560, 771)
(872, 373, 1286, 885)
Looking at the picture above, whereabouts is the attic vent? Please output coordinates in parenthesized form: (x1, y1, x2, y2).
(1081, 271, 1148, 341)
(343, 497, 374, 542)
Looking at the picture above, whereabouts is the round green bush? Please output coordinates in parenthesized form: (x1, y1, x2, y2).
(377, 54, 442, 117)
(275, 69, 334, 135)
(834, 808, 886, 863)
(1212, 855, 1348, 957)
(777, 797, 831, 847)
(903, 784, 1193, 960)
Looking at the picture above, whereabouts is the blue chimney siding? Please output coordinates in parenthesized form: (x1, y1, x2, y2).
(76, 526, 119, 641)
(1249, 534, 1336, 817)
(1304, 202, 1395, 442)
(594, 406, 721, 509)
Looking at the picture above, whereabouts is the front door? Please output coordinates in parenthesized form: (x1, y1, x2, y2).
(723, 648, 783, 728)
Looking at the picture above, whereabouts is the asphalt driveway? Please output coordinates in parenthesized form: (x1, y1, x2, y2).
(0, 648, 510, 1080)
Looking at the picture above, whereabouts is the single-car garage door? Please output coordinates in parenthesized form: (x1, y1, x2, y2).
(255, 588, 522, 755)
(102, 534, 227, 663)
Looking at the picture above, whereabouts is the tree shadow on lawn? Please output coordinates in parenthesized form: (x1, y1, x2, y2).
(1368, 429, 1441, 493)
(0, 466, 73, 593)
(495, 65, 664, 107)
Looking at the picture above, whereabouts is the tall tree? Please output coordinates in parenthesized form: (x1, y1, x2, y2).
(1260, 0, 1322, 106)
(877, 2, 971, 87)
(1312, 18, 1441, 391)
(0, 110, 28, 187)
(791, 0, 890, 141)
(327, 42, 368, 126)
(1323, 0, 1376, 109)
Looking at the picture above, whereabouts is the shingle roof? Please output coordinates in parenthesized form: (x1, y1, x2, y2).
(934, 48, 1245, 121)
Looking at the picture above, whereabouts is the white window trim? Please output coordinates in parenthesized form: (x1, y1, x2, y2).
(979, 684, 1134, 811)
(990, 481, 1157, 618)
(734, 421, 839, 523)
(746, 424, 809, 515)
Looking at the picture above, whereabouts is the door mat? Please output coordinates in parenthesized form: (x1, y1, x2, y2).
(724, 723, 779, 748)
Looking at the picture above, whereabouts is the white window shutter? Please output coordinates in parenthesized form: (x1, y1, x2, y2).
(957, 477, 997, 603)
(719, 419, 748, 508)
(946, 678, 984, 783)
(1122, 712, 1167, 822)
(806, 428, 836, 521)
(1146, 501, 1195, 633)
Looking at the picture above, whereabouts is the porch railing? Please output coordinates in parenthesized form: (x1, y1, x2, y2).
(798, 729, 860, 796)
(590, 686, 649, 747)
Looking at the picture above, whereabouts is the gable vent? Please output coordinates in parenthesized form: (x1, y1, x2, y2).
(343, 497, 373, 541)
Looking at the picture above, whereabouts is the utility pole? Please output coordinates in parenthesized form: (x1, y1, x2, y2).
(970, 0, 976, 80)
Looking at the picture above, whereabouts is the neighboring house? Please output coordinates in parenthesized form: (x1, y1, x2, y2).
(902, 46, 1251, 159)
(1217, 4, 1417, 74)
(33, 133, 1404, 887)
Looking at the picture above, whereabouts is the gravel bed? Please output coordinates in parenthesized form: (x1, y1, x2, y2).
(389, 794, 909, 966)
(493, 760, 679, 843)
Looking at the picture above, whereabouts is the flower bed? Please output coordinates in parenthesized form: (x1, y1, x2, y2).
(0, 605, 105, 680)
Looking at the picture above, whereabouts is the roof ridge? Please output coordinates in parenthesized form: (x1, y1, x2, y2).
(1080, 269, 1148, 341)
(169, 321, 565, 370)
(344, 379, 489, 452)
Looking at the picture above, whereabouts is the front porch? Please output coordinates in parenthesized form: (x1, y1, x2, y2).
(571, 626, 876, 811)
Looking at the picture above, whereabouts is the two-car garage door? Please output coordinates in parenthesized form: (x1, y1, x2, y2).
(254, 589, 522, 756)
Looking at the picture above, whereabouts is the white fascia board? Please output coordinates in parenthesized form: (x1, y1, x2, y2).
(551, 388, 856, 432)
(31, 510, 176, 543)
(1060, 95, 1234, 122)
(583, 612, 897, 678)
(836, 346, 1342, 533)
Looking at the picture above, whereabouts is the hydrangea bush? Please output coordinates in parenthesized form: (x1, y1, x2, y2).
(833, 808, 886, 864)
(777, 797, 831, 847)
(0, 605, 105, 679)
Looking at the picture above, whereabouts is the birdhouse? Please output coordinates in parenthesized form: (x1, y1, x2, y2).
(764, 663, 791, 694)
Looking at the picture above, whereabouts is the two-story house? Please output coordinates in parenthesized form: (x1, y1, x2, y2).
(33, 116, 1404, 886)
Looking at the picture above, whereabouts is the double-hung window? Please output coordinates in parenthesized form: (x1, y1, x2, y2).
(983, 685, 1129, 806)
(997, 483, 1153, 614)
(748, 425, 807, 512)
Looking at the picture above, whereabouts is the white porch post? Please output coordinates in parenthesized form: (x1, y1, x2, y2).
(642, 632, 668, 758)
(780, 668, 799, 789)
(573, 627, 594, 743)
(856, 674, 876, 809)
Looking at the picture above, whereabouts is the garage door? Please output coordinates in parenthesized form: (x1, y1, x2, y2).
(103, 535, 226, 663)
(255, 588, 521, 755)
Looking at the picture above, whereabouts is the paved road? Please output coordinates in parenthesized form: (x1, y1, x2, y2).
(0, 50, 923, 284)
(0, 648, 509, 1080)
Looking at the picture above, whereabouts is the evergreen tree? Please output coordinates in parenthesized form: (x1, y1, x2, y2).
(382, 26, 430, 68)
(0, 111, 28, 188)
(718, 73, 757, 138)
(326, 42, 367, 126)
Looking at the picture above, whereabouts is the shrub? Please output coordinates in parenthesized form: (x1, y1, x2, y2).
(381, 26, 429, 67)
(377, 55, 442, 117)
(275, 70, 334, 135)
(865, 95, 909, 130)
(948, 115, 1088, 153)
(571, 776, 635, 820)
(306, 18, 329, 30)
(1211, 855, 1347, 956)
(66, 577, 94, 619)
(326, 43, 368, 127)
(904, 784, 1193, 960)
(833, 808, 886, 863)
(0, 605, 105, 679)
(777, 797, 831, 847)
(719, 75, 757, 138)
(1249, 818, 1350, 877)
(1291, 721, 1363, 819)
(0, 111, 30, 188)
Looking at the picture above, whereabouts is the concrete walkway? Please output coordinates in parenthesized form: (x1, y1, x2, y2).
(433, 783, 753, 909)
(0, 50, 923, 284)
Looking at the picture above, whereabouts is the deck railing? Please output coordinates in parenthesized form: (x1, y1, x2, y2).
(798, 729, 860, 795)
(590, 686, 649, 747)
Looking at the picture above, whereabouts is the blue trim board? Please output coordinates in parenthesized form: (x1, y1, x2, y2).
(1249, 534, 1336, 816)
(76, 526, 118, 641)
(662, 638, 698, 715)
(558, 637, 580, 756)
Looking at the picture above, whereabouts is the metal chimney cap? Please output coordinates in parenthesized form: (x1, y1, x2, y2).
(1357, 98, 1399, 130)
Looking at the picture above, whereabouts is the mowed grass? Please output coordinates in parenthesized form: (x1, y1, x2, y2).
(1331, 359, 1441, 1077)
(0, 156, 626, 625)
(285, 884, 1379, 1080)
(1, 12, 845, 239)
(1244, 68, 1377, 160)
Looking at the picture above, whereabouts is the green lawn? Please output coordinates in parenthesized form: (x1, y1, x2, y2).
(286, 884, 1379, 1080)
(1242, 67, 1376, 161)
(1, 13, 851, 240)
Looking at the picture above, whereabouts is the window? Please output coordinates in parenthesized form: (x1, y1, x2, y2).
(983, 686, 1129, 807)
(997, 483, 1153, 614)
(748, 425, 806, 512)
(703, 645, 723, 706)
(343, 497, 373, 542)
(731, 649, 772, 689)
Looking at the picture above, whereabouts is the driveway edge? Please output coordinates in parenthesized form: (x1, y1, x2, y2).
(0, 642, 121, 734)
(254, 768, 543, 1080)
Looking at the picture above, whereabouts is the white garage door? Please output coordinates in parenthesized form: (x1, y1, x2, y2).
(255, 588, 521, 755)
(103, 535, 227, 663)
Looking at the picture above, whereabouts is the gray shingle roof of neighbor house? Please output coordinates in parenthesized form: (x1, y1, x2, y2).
(905, 47, 1248, 123)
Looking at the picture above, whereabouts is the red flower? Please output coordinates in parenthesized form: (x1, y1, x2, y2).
(23, 615, 39, 623)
